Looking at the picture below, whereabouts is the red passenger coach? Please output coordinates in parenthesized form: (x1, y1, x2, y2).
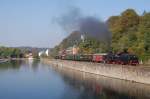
(92, 53, 107, 63)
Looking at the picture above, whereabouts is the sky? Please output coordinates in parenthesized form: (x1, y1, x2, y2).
(0, 0, 149, 48)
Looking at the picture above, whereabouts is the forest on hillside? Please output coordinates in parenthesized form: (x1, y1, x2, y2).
(108, 9, 150, 61)
(50, 9, 150, 62)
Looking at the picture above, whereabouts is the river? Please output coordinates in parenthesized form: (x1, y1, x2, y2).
(0, 60, 150, 99)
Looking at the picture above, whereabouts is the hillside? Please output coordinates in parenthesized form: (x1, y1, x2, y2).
(107, 9, 150, 61)
(51, 9, 150, 62)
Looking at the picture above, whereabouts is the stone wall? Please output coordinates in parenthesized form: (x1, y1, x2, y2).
(42, 59, 150, 85)
(51, 66, 150, 98)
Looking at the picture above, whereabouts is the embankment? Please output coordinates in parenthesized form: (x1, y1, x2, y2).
(51, 66, 150, 98)
(42, 59, 150, 85)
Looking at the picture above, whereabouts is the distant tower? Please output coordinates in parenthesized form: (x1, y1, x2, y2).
(81, 34, 85, 42)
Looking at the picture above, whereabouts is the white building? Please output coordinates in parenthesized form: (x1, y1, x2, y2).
(45, 49, 49, 56)
(38, 51, 45, 57)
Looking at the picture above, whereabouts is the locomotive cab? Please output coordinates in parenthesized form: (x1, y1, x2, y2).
(129, 55, 139, 66)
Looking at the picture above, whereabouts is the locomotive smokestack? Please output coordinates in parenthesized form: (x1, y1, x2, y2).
(81, 34, 85, 42)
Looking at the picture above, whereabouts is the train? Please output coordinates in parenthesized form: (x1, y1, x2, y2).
(57, 53, 139, 66)
(55, 51, 139, 66)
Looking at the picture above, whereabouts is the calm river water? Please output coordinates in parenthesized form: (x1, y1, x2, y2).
(0, 60, 150, 99)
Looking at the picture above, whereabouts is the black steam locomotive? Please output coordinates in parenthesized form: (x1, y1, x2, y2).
(104, 52, 139, 65)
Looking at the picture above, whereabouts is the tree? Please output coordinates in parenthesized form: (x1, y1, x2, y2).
(59, 31, 81, 50)
(0, 47, 22, 58)
(107, 9, 150, 62)
(120, 9, 139, 30)
(78, 38, 108, 54)
(139, 13, 150, 53)
(107, 9, 140, 53)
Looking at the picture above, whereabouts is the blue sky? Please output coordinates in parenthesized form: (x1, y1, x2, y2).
(0, 0, 149, 48)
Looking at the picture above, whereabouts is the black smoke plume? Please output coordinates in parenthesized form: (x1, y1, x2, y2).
(79, 17, 111, 43)
(56, 7, 82, 34)
(56, 7, 112, 43)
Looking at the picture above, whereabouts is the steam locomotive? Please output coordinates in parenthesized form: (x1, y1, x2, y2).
(55, 51, 139, 66)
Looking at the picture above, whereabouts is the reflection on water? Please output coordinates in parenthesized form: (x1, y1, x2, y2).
(51, 66, 150, 99)
(0, 60, 22, 70)
(0, 60, 150, 99)
(0, 60, 40, 71)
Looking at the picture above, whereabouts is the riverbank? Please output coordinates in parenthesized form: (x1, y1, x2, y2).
(42, 59, 150, 85)
(50, 65, 150, 98)
(0, 59, 9, 63)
